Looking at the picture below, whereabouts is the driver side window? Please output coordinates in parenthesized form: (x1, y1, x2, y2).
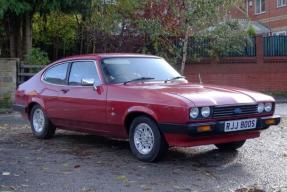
(68, 61, 100, 86)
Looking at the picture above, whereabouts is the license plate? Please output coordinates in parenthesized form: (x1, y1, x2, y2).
(224, 119, 257, 132)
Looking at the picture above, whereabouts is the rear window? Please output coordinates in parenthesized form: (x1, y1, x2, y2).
(43, 63, 68, 85)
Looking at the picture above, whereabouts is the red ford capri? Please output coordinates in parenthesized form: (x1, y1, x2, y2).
(14, 54, 280, 162)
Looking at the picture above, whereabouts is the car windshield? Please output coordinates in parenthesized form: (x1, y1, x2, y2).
(101, 57, 181, 84)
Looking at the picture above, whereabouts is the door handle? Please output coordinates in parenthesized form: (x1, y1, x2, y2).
(60, 89, 70, 94)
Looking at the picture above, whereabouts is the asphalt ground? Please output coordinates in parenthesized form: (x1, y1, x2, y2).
(0, 104, 286, 192)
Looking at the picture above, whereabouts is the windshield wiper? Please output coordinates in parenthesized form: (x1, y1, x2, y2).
(124, 77, 155, 85)
(164, 76, 185, 83)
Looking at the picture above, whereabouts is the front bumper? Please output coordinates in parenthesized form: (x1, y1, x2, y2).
(159, 115, 281, 137)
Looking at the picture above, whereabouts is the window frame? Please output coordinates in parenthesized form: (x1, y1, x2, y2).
(42, 60, 103, 87)
(99, 56, 180, 85)
(67, 60, 101, 86)
(255, 0, 266, 15)
(277, 0, 286, 8)
(42, 62, 70, 86)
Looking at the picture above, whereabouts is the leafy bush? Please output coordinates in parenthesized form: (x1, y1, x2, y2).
(24, 48, 50, 65)
(0, 92, 12, 109)
(247, 25, 256, 36)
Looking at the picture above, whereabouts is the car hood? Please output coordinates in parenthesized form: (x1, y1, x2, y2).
(125, 83, 275, 106)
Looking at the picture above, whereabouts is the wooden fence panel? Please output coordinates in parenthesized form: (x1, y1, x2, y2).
(17, 63, 46, 86)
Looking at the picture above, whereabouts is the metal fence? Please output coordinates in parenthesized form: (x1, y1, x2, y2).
(188, 37, 256, 58)
(264, 35, 287, 56)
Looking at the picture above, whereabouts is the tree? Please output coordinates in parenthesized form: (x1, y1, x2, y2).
(0, 0, 32, 57)
(33, 12, 77, 59)
(175, 0, 246, 74)
(126, 0, 247, 73)
(0, 0, 83, 58)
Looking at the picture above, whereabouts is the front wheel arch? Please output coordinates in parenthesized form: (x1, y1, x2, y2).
(124, 111, 158, 135)
(128, 115, 168, 162)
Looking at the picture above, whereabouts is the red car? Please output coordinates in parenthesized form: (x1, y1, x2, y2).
(14, 54, 280, 162)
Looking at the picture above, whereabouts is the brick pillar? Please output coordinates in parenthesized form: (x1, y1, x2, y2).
(0, 58, 17, 101)
(256, 35, 264, 64)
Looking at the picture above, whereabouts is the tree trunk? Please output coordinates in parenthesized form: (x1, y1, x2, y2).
(7, 14, 16, 58)
(15, 15, 23, 58)
(23, 12, 33, 56)
(53, 39, 59, 60)
(180, 28, 190, 75)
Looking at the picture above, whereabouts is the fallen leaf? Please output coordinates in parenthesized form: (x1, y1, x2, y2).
(74, 165, 80, 169)
(21, 184, 29, 187)
(42, 166, 48, 170)
(116, 175, 129, 187)
(140, 184, 152, 191)
(2, 172, 11, 176)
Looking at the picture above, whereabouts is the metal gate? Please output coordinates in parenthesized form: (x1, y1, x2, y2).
(17, 62, 45, 86)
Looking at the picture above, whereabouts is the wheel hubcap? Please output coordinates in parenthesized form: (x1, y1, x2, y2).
(32, 108, 45, 133)
(134, 123, 154, 155)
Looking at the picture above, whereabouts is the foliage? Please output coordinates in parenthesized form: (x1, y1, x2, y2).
(202, 21, 248, 59)
(0, 0, 248, 71)
(0, 92, 12, 109)
(24, 48, 50, 65)
(0, 0, 31, 18)
(33, 12, 77, 54)
(247, 25, 257, 36)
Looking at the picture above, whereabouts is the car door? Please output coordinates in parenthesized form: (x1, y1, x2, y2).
(56, 60, 108, 133)
(42, 62, 70, 124)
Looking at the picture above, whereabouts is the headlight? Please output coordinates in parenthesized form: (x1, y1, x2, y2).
(257, 103, 264, 113)
(201, 107, 211, 118)
(264, 102, 272, 112)
(190, 107, 199, 119)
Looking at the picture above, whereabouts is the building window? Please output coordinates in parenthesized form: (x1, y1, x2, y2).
(255, 0, 266, 14)
(277, 0, 286, 7)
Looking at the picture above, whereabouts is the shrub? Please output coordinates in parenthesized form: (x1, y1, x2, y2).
(247, 25, 257, 36)
(0, 92, 12, 109)
(24, 48, 50, 65)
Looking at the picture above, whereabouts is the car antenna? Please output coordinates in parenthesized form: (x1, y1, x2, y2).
(198, 73, 203, 84)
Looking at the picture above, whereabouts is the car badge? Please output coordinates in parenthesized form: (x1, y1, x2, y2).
(234, 108, 242, 114)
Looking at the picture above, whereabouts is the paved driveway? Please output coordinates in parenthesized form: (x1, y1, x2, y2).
(0, 105, 286, 192)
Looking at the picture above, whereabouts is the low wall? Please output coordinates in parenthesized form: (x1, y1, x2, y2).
(185, 57, 287, 92)
(0, 58, 17, 102)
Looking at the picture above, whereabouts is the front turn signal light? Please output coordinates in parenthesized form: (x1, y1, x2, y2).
(197, 125, 212, 132)
(265, 119, 276, 125)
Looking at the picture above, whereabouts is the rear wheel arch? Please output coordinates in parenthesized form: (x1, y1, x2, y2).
(27, 101, 45, 120)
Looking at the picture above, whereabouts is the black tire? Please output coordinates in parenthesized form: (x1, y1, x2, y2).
(30, 104, 55, 139)
(129, 116, 168, 162)
(215, 140, 246, 150)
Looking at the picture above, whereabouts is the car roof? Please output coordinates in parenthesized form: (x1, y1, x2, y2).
(52, 53, 161, 64)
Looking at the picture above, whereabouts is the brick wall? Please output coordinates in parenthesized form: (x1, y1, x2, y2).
(184, 59, 287, 92)
(184, 35, 287, 92)
(247, 0, 287, 33)
(0, 59, 17, 101)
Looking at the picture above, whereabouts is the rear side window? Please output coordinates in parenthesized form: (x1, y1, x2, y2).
(43, 63, 68, 85)
(68, 61, 99, 85)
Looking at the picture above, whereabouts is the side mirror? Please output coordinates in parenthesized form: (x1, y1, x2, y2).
(81, 78, 103, 91)
(81, 78, 95, 86)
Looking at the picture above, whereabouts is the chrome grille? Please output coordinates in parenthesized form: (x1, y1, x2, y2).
(213, 105, 258, 118)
